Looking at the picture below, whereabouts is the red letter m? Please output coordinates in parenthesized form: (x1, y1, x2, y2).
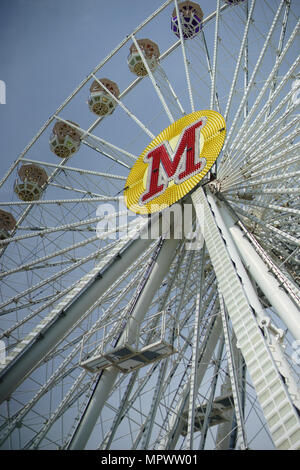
(141, 118, 206, 204)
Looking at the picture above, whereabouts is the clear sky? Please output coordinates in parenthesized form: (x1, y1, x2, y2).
(0, 0, 159, 172)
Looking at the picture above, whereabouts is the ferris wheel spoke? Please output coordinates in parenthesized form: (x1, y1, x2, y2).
(100, 369, 141, 450)
(1, 0, 299, 451)
(53, 115, 137, 165)
(90, 74, 155, 139)
(221, 119, 299, 187)
(222, 97, 299, 182)
(157, 297, 228, 449)
(133, 363, 168, 449)
(221, 86, 298, 177)
(183, 47, 214, 106)
(221, 107, 299, 179)
(0, 344, 82, 447)
(0, 293, 61, 317)
(0, 247, 102, 320)
(154, 284, 220, 449)
(225, 197, 300, 219)
(105, 358, 167, 450)
(0, 220, 154, 401)
(155, 65, 186, 118)
(264, 0, 291, 117)
(225, 186, 300, 198)
(246, 142, 300, 176)
(209, 0, 221, 111)
(46, 181, 105, 198)
(223, 169, 300, 193)
(1, 240, 158, 447)
(26, 370, 88, 450)
(131, 35, 175, 124)
(0, 196, 119, 211)
(221, 153, 300, 192)
(23, 156, 127, 181)
(60, 376, 100, 449)
(159, 312, 222, 449)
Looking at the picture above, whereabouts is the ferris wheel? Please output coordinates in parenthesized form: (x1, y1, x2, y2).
(0, 0, 299, 451)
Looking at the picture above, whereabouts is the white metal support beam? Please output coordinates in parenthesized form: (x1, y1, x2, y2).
(191, 186, 300, 450)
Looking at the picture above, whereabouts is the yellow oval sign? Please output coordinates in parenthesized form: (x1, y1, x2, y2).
(124, 110, 226, 214)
